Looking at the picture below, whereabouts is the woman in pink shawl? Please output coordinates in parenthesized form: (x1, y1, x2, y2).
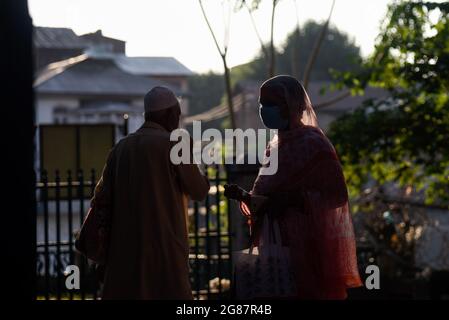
(225, 75, 362, 299)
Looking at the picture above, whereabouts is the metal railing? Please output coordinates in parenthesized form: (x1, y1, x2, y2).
(36, 165, 233, 300)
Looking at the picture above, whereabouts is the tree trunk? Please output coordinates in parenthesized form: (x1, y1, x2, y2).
(223, 56, 236, 129)
(269, 0, 277, 78)
(302, 0, 335, 90)
(292, 27, 300, 79)
(199, 0, 236, 129)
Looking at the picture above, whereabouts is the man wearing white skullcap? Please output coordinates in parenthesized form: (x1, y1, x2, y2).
(91, 86, 209, 299)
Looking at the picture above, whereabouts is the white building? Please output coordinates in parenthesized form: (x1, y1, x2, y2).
(33, 27, 194, 172)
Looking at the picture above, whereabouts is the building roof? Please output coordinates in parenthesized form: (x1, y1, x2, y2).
(114, 56, 194, 76)
(308, 81, 387, 113)
(57, 101, 138, 114)
(80, 30, 125, 44)
(35, 54, 182, 97)
(80, 30, 126, 54)
(187, 79, 389, 130)
(34, 27, 87, 49)
(34, 26, 194, 77)
(234, 80, 387, 113)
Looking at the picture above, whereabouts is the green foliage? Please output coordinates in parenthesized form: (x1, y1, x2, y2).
(187, 72, 225, 116)
(231, 20, 362, 83)
(281, 21, 362, 80)
(328, 0, 449, 206)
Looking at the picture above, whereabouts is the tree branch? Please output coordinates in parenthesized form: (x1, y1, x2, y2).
(302, 0, 336, 89)
(292, 0, 301, 79)
(314, 90, 351, 110)
(199, 0, 225, 58)
(269, 0, 278, 77)
(244, 0, 269, 60)
(198, 0, 236, 129)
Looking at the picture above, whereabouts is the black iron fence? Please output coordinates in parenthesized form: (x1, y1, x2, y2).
(36, 165, 233, 300)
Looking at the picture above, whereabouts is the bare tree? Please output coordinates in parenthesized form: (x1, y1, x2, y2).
(268, 0, 279, 77)
(199, 0, 236, 129)
(242, 0, 268, 59)
(239, 0, 279, 77)
(291, 0, 301, 79)
(302, 0, 336, 90)
(204, 0, 347, 118)
(244, 0, 346, 109)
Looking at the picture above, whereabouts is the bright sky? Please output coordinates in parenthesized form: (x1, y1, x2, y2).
(28, 0, 393, 74)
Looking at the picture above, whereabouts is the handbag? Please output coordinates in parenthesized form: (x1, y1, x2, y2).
(75, 205, 110, 265)
(233, 214, 297, 299)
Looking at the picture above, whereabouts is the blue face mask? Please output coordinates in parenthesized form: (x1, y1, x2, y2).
(259, 104, 289, 130)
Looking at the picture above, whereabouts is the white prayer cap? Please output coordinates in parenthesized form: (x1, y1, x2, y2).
(144, 86, 179, 113)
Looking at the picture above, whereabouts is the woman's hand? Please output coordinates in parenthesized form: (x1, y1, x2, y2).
(223, 184, 249, 201)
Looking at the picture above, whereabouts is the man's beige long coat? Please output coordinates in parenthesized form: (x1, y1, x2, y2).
(92, 121, 209, 299)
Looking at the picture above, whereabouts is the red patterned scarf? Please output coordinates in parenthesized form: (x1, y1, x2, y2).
(247, 125, 363, 299)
